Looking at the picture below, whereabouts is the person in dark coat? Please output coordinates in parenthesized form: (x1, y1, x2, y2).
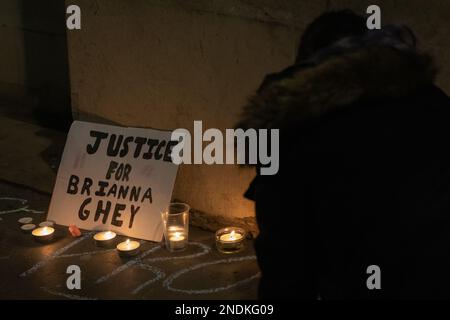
(236, 10, 450, 299)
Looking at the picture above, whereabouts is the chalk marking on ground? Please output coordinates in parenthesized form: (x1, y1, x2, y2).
(58, 240, 145, 259)
(41, 287, 98, 300)
(163, 255, 260, 294)
(0, 197, 45, 215)
(95, 245, 162, 284)
(20, 233, 92, 277)
(58, 248, 116, 258)
(22, 208, 45, 214)
(144, 242, 210, 263)
(0, 197, 28, 214)
(131, 264, 166, 294)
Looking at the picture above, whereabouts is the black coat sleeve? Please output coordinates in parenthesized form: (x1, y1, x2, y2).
(250, 166, 318, 300)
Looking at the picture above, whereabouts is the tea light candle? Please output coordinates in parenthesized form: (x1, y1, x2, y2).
(215, 227, 246, 253)
(168, 231, 186, 250)
(21, 223, 36, 233)
(18, 217, 33, 225)
(32, 226, 55, 243)
(116, 239, 140, 257)
(219, 230, 243, 242)
(94, 231, 117, 247)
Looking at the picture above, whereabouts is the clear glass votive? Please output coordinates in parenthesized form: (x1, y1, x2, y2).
(161, 202, 190, 252)
(215, 227, 246, 254)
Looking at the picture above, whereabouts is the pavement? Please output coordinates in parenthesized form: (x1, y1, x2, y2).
(0, 180, 259, 299)
(0, 115, 65, 194)
(0, 114, 259, 299)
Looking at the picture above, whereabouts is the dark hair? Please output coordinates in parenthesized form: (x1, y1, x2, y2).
(296, 10, 367, 62)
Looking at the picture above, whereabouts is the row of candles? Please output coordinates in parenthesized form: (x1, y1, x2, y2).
(18, 203, 246, 256)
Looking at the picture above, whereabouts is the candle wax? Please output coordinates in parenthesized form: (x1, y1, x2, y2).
(94, 231, 116, 241)
(169, 232, 185, 241)
(167, 232, 187, 250)
(32, 226, 55, 236)
(117, 239, 140, 251)
(32, 226, 55, 243)
(219, 230, 243, 242)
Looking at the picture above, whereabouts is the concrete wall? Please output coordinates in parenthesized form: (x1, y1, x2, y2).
(66, 0, 450, 230)
(0, 0, 26, 90)
(0, 0, 71, 129)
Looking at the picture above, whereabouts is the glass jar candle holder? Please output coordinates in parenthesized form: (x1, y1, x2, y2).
(161, 203, 189, 252)
(215, 227, 246, 254)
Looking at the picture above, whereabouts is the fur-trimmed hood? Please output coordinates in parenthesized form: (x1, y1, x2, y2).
(237, 34, 437, 131)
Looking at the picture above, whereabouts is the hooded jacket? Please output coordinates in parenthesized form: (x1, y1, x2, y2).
(238, 28, 450, 299)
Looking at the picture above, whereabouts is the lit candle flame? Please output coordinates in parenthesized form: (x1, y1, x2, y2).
(126, 239, 130, 245)
(230, 230, 236, 240)
(174, 232, 181, 238)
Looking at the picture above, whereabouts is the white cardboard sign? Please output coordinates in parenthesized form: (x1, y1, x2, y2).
(47, 121, 179, 242)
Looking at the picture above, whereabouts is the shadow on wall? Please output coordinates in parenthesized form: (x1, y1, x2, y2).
(20, 0, 72, 131)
